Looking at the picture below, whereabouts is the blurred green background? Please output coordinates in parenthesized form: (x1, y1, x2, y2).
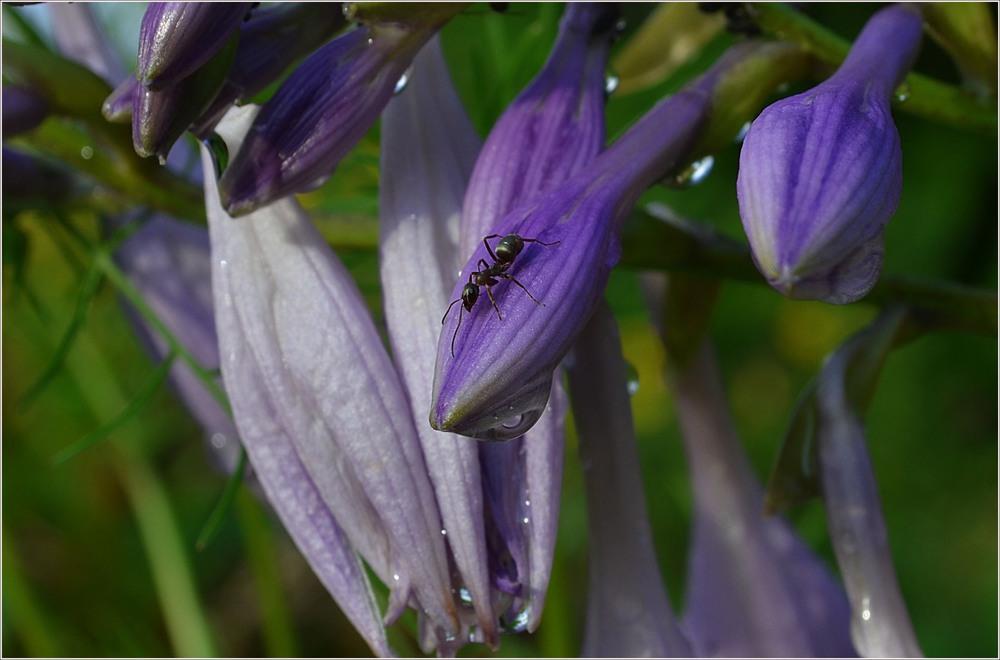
(3, 3, 997, 657)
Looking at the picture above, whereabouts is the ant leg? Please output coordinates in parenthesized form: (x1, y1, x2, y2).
(522, 236, 561, 247)
(485, 284, 503, 320)
(450, 304, 465, 358)
(483, 235, 501, 262)
(442, 297, 462, 325)
(503, 273, 545, 306)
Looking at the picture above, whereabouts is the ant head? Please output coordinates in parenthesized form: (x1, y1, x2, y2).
(494, 234, 525, 263)
(461, 282, 479, 310)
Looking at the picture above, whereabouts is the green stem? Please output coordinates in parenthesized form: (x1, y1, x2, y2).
(620, 207, 997, 337)
(60, 328, 218, 657)
(748, 3, 999, 135)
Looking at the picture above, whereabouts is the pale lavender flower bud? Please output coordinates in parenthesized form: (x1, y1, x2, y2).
(206, 105, 459, 653)
(114, 216, 241, 473)
(814, 306, 922, 656)
(49, 3, 128, 84)
(137, 2, 252, 90)
(379, 38, 498, 647)
(566, 302, 691, 657)
(219, 15, 458, 216)
(2, 85, 50, 137)
(671, 340, 855, 657)
(737, 4, 924, 303)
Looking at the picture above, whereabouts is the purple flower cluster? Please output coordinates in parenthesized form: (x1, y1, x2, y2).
(24, 2, 937, 656)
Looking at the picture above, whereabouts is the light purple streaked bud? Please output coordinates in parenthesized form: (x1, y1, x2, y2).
(737, 4, 924, 303)
(671, 340, 855, 657)
(814, 306, 922, 656)
(378, 38, 499, 648)
(137, 2, 252, 90)
(2, 85, 50, 138)
(206, 105, 460, 652)
(566, 302, 691, 657)
(431, 41, 779, 439)
(219, 13, 460, 216)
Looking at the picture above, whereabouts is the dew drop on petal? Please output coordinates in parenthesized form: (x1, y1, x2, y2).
(670, 155, 715, 188)
(604, 72, 619, 97)
(734, 120, 752, 144)
(625, 360, 640, 396)
(80, 146, 94, 160)
(394, 67, 412, 95)
(893, 81, 911, 103)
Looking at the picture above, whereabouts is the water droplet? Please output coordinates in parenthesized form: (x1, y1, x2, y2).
(440, 528, 448, 536)
(604, 73, 619, 97)
(614, 18, 627, 35)
(861, 608, 871, 621)
(210, 433, 227, 449)
(502, 414, 524, 430)
(502, 606, 530, 633)
(670, 155, 715, 188)
(522, 517, 529, 525)
(393, 67, 412, 95)
(457, 587, 473, 606)
(893, 82, 911, 103)
(625, 360, 640, 396)
(80, 145, 94, 160)
(367, 37, 374, 46)
(734, 120, 752, 144)
(523, 498, 530, 508)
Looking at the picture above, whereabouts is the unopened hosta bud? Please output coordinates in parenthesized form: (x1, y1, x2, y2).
(737, 4, 924, 303)
(137, 2, 252, 90)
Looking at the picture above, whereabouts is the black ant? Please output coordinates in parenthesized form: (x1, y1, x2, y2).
(442, 233, 559, 357)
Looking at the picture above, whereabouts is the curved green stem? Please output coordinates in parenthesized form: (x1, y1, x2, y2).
(748, 3, 999, 135)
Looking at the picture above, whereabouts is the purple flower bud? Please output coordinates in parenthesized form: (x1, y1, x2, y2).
(132, 32, 238, 162)
(430, 62, 723, 438)
(737, 4, 924, 303)
(219, 17, 456, 216)
(2, 85, 50, 138)
(137, 2, 252, 90)
(191, 3, 348, 137)
(458, 2, 618, 253)
(102, 77, 138, 123)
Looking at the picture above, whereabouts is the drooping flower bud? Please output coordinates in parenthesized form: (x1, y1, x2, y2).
(137, 2, 252, 90)
(219, 8, 464, 216)
(190, 3, 348, 137)
(737, 4, 924, 303)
